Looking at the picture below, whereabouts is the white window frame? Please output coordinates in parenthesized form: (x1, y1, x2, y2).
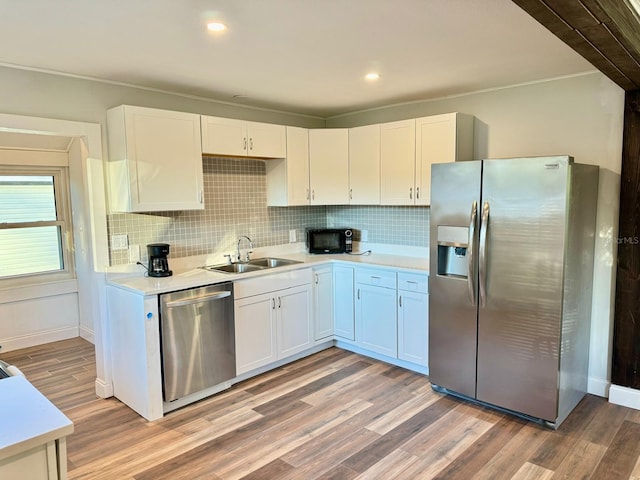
(0, 163, 75, 287)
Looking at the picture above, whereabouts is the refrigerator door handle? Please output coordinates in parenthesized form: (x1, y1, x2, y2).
(467, 201, 478, 306)
(479, 201, 490, 307)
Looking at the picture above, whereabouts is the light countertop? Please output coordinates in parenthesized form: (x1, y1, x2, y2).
(0, 375, 74, 461)
(108, 250, 429, 296)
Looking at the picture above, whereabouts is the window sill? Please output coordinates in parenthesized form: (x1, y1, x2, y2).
(0, 279, 78, 304)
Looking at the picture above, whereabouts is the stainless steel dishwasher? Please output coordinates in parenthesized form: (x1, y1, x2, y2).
(159, 282, 235, 402)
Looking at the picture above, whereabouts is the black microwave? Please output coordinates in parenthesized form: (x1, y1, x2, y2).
(306, 228, 353, 254)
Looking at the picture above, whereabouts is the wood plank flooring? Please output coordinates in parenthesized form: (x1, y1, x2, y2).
(3, 338, 640, 479)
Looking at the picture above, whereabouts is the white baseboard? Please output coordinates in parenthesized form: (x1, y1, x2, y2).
(587, 376, 610, 398)
(609, 384, 640, 411)
(0, 326, 79, 353)
(79, 325, 95, 344)
(95, 377, 113, 398)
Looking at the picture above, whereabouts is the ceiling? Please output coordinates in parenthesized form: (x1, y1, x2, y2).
(0, 0, 596, 118)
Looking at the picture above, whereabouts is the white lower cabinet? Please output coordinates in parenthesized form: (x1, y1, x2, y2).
(397, 272, 429, 366)
(313, 266, 334, 340)
(355, 268, 398, 358)
(278, 285, 313, 357)
(235, 292, 278, 374)
(234, 269, 312, 375)
(333, 265, 355, 340)
(398, 290, 429, 366)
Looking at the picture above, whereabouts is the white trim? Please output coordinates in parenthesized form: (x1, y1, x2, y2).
(609, 384, 640, 411)
(0, 280, 78, 304)
(326, 71, 600, 120)
(587, 376, 610, 398)
(0, 62, 324, 121)
(0, 326, 79, 353)
(79, 325, 94, 344)
(94, 377, 113, 399)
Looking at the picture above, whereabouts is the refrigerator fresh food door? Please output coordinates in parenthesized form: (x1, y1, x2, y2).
(429, 160, 482, 398)
(476, 156, 569, 421)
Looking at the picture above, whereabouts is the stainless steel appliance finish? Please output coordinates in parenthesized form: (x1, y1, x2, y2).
(429, 156, 599, 428)
(159, 282, 235, 402)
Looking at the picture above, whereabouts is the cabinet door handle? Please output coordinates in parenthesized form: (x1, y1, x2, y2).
(312, 190, 315, 200)
(306, 188, 310, 200)
(370, 275, 381, 280)
(409, 187, 413, 199)
(278, 297, 282, 308)
(406, 280, 418, 284)
(349, 188, 353, 200)
(199, 190, 203, 204)
(315, 273, 319, 284)
(357, 288, 360, 300)
(249, 138, 254, 150)
(416, 187, 420, 199)
(399, 295, 402, 307)
(272, 298, 276, 310)
(243, 137, 247, 150)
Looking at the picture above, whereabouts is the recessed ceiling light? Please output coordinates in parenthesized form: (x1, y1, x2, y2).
(207, 22, 227, 32)
(365, 72, 380, 81)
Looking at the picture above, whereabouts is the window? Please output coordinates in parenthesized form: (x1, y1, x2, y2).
(0, 166, 74, 284)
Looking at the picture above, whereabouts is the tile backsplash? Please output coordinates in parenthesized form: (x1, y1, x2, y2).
(327, 205, 429, 247)
(107, 157, 429, 266)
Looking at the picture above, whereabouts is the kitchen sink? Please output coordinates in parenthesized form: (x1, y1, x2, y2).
(203, 263, 265, 274)
(202, 257, 301, 274)
(248, 257, 302, 268)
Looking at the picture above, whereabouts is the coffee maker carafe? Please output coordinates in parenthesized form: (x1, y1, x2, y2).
(147, 243, 172, 277)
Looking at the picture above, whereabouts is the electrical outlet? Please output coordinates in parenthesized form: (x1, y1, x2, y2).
(289, 229, 296, 243)
(111, 234, 129, 250)
(360, 229, 369, 242)
(128, 244, 140, 263)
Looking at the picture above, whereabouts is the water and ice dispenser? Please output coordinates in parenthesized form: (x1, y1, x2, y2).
(436, 226, 468, 278)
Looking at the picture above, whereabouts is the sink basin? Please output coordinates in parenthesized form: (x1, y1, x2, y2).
(248, 257, 302, 268)
(202, 257, 302, 274)
(203, 263, 266, 274)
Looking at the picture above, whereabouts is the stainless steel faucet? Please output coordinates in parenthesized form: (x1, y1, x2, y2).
(236, 235, 254, 263)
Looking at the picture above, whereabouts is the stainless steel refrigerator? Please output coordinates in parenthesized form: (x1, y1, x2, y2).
(429, 156, 598, 428)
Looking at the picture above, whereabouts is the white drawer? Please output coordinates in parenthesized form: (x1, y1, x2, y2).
(234, 268, 312, 299)
(355, 267, 396, 289)
(398, 272, 428, 294)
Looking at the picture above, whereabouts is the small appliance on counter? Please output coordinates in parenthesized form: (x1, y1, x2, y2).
(147, 243, 173, 277)
(306, 228, 353, 254)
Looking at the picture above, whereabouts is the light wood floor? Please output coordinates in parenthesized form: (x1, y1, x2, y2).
(3, 338, 640, 479)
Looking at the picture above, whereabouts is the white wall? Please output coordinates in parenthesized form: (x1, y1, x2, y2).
(328, 72, 625, 396)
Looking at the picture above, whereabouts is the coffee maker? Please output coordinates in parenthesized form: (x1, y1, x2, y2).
(147, 243, 172, 277)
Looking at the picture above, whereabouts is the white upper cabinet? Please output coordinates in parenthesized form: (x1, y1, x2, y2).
(106, 105, 204, 212)
(309, 129, 349, 205)
(266, 126, 310, 206)
(201, 115, 286, 158)
(415, 112, 474, 205)
(380, 119, 416, 205)
(349, 124, 380, 205)
(380, 113, 473, 206)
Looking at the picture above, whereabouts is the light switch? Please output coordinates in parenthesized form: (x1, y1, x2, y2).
(111, 234, 129, 250)
(129, 244, 140, 263)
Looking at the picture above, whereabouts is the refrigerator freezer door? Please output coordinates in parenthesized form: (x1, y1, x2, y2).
(476, 156, 569, 421)
(429, 160, 482, 398)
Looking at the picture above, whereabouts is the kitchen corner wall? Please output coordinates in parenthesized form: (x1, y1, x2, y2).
(107, 157, 428, 265)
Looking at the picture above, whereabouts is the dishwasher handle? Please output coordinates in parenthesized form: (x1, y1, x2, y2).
(164, 290, 231, 308)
